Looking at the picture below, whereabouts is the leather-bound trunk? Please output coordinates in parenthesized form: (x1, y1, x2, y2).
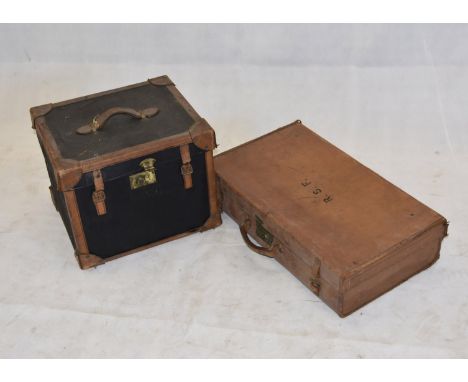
(30, 75, 221, 269)
(215, 120, 448, 317)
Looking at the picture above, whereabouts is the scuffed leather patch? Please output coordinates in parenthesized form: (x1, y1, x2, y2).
(189, 119, 217, 151)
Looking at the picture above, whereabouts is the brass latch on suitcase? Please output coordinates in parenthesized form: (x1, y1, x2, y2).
(129, 158, 157, 190)
(255, 216, 274, 246)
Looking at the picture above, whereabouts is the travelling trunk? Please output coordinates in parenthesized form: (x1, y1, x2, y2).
(30, 75, 221, 269)
(215, 120, 448, 317)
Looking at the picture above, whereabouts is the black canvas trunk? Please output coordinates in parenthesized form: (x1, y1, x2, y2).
(30, 75, 221, 269)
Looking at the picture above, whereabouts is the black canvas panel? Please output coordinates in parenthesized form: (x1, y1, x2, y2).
(39, 142, 76, 247)
(44, 84, 195, 161)
(74, 144, 210, 258)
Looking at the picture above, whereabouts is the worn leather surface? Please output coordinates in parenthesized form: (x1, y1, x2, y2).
(215, 121, 447, 315)
(216, 122, 446, 272)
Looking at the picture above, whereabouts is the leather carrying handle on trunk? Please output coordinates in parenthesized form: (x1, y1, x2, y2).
(76, 106, 159, 135)
(239, 219, 276, 258)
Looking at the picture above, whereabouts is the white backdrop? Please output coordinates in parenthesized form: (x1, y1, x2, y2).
(3, 24, 468, 66)
(0, 24, 467, 358)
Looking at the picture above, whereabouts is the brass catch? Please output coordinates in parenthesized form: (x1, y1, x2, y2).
(129, 158, 157, 190)
(255, 215, 274, 246)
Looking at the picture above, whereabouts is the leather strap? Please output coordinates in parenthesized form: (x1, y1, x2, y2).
(239, 219, 276, 258)
(76, 106, 159, 135)
(179, 144, 193, 189)
(92, 170, 107, 216)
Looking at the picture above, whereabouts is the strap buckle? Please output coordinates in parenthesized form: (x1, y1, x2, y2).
(92, 170, 107, 216)
(181, 163, 193, 176)
(92, 190, 106, 204)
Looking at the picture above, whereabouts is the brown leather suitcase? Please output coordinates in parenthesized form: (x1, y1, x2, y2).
(30, 75, 221, 269)
(215, 120, 448, 317)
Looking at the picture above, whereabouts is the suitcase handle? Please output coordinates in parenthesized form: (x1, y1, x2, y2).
(239, 219, 276, 258)
(76, 106, 160, 135)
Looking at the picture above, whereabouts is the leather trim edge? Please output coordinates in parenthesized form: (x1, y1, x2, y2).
(35, 119, 83, 190)
(75, 252, 105, 270)
(165, 80, 201, 121)
(148, 75, 175, 86)
(63, 190, 89, 255)
(30, 104, 53, 129)
(200, 213, 222, 232)
(200, 150, 222, 231)
(189, 119, 217, 151)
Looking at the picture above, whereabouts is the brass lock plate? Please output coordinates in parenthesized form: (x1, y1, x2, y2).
(255, 215, 274, 246)
(129, 158, 157, 190)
